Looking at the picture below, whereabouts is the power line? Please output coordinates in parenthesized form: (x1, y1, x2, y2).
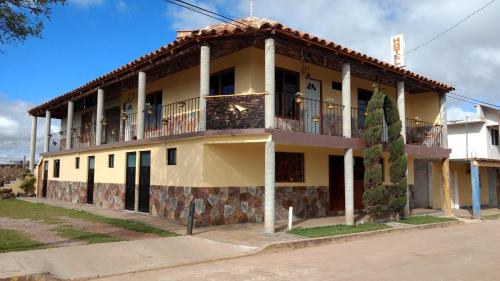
(167, 0, 498, 110)
(449, 91, 499, 108)
(406, 0, 496, 54)
(446, 94, 478, 106)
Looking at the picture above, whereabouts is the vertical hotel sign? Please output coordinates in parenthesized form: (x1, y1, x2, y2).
(391, 34, 406, 68)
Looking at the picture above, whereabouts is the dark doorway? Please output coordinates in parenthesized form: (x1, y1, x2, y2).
(125, 152, 136, 211)
(138, 151, 151, 213)
(42, 160, 48, 198)
(357, 89, 373, 130)
(87, 156, 95, 204)
(329, 155, 365, 212)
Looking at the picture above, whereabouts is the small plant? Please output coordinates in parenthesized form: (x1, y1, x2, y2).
(19, 176, 36, 195)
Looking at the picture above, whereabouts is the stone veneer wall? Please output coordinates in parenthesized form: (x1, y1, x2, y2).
(150, 186, 328, 226)
(47, 180, 87, 204)
(206, 94, 265, 130)
(94, 183, 125, 210)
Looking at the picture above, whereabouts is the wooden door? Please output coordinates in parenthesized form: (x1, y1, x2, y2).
(138, 151, 151, 213)
(304, 79, 321, 134)
(329, 156, 345, 211)
(354, 157, 365, 209)
(125, 152, 136, 211)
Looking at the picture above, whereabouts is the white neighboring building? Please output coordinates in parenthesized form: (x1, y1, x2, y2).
(447, 105, 499, 215)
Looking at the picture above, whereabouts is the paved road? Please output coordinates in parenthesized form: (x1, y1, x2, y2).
(95, 220, 500, 281)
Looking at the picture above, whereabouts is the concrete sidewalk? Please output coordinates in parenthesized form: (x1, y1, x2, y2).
(0, 236, 257, 280)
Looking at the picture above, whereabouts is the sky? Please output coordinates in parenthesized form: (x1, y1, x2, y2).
(0, 0, 499, 162)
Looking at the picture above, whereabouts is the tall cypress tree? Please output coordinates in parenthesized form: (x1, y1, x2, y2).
(363, 85, 407, 221)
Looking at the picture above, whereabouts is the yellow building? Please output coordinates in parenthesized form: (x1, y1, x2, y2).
(28, 18, 454, 232)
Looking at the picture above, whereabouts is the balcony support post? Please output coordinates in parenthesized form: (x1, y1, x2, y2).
(342, 63, 354, 225)
(43, 110, 51, 153)
(264, 141, 275, 233)
(29, 116, 37, 171)
(95, 89, 104, 145)
(264, 38, 275, 129)
(137, 71, 146, 139)
(199, 44, 210, 131)
(397, 81, 410, 218)
(66, 101, 74, 150)
(442, 158, 453, 216)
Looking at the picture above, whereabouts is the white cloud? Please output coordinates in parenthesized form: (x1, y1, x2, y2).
(447, 106, 478, 121)
(69, 0, 104, 8)
(116, 0, 129, 13)
(165, 0, 500, 109)
(0, 95, 60, 164)
(165, 0, 222, 31)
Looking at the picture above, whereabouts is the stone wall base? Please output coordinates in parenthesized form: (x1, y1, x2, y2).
(47, 180, 125, 209)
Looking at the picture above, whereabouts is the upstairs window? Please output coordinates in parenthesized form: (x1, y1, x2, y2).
(491, 128, 499, 146)
(276, 152, 304, 182)
(53, 159, 60, 178)
(209, 68, 235, 95)
(275, 69, 300, 119)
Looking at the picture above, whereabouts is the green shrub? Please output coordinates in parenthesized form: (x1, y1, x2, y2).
(19, 176, 36, 194)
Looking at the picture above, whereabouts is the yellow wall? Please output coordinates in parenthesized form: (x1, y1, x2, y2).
(450, 162, 490, 206)
(405, 91, 441, 123)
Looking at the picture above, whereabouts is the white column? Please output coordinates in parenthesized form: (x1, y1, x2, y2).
(137, 71, 146, 139)
(65, 101, 74, 150)
(397, 81, 410, 218)
(440, 93, 448, 148)
(264, 38, 275, 129)
(264, 141, 275, 233)
(43, 110, 51, 153)
(342, 63, 354, 225)
(29, 116, 37, 171)
(199, 45, 210, 131)
(95, 89, 104, 145)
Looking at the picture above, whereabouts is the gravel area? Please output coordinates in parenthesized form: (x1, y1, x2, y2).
(59, 217, 158, 240)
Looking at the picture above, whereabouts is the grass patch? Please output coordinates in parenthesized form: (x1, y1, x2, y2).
(400, 215, 457, 225)
(0, 229, 46, 253)
(289, 223, 389, 238)
(56, 225, 123, 244)
(0, 200, 177, 237)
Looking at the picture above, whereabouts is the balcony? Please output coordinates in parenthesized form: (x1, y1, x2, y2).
(46, 94, 442, 152)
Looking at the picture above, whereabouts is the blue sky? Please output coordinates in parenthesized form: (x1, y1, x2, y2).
(0, 1, 181, 105)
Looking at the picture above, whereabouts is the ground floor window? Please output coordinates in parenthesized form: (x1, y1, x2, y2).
(276, 152, 304, 182)
(53, 159, 60, 178)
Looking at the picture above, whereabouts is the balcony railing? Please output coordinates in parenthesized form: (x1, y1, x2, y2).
(71, 123, 95, 149)
(121, 112, 137, 142)
(406, 118, 442, 147)
(144, 97, 200, 138)
(274, 94, 343, 136)
(102, 117, 121, 144)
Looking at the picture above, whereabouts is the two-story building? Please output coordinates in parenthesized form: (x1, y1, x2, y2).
(448, 104, 500, 218)
(28, 17, 454, 232)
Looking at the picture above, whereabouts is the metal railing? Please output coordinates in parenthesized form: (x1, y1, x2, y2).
(351, 107, 389, 142)
(274, 94, 343, 136)
(406, 118, 442, 147)
(71, 123, 95, 149)
(102, 117, 121, 144)
(121, 112, 137, 141)
(151, 97, 200, 138)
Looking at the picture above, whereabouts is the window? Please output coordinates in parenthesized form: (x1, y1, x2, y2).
(275, 69, 300, 119)
(491, 128, 499, 146)
(332, 81, 342, 91)
(108, 154, 115, 168)
(209, 68, 235, 95)
(75, 157, 80, 169)
(167, 148, 177, 165)
(53, 159, 60, 178)
(276, 152, 304, 182)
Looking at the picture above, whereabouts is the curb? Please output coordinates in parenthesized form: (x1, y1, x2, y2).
(2, 220, 464, 281)
(259, 220, 463, 253)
